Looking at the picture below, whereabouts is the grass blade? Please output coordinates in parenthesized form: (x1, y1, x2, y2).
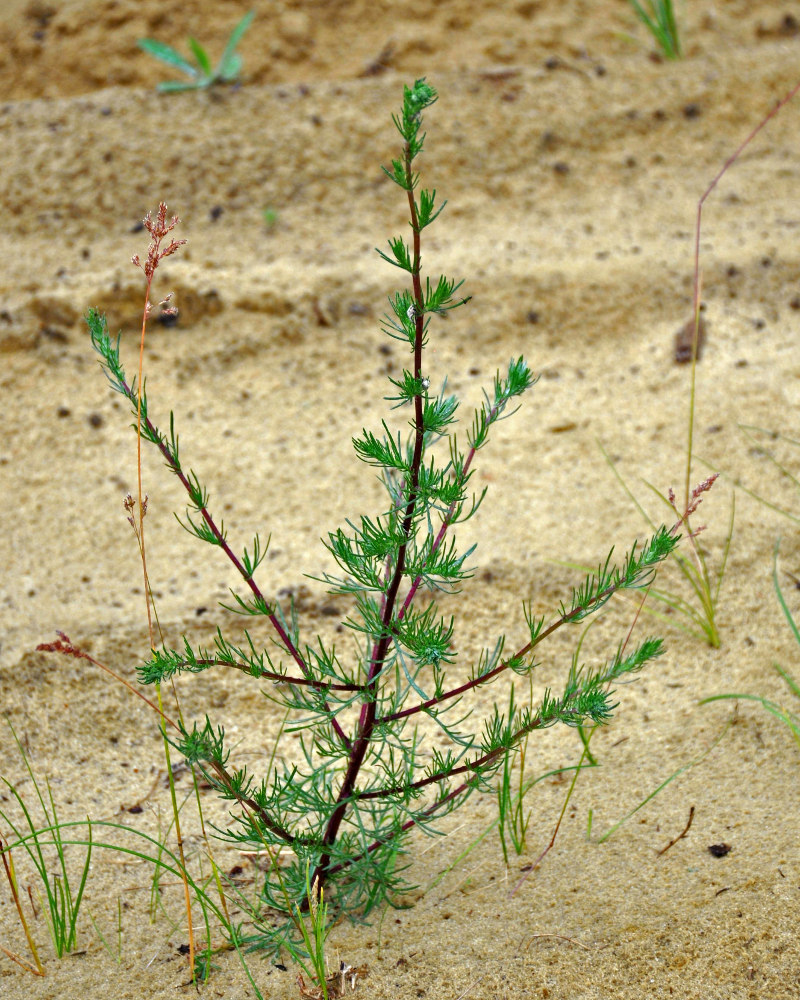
(587, 715, 733, 843)
(188, 37, 212, 76)
(138, 39, 200, 78)
(217, 10, 254, 80)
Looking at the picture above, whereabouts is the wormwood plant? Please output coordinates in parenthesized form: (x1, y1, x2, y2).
(84, 80, 694, 955)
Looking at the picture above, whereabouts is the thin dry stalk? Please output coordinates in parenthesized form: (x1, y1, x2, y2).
(687, 78, 800, 505)
(0, 836, 45, 976)
(130, 205, 197, 978)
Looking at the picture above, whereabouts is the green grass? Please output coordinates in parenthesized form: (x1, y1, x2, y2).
(0, 721, 266, 993)
(585, 715, 733, 844)
(588, 445, 733, 648)
(626, 0, 681, 59)
(0, 722, 91, 963)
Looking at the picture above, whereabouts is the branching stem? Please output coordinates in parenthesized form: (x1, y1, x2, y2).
(312, 133, 428, 892)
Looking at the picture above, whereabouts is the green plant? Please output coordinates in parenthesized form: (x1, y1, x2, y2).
(0, 722, 92, 963)
(89, 898, 123, 965)
(1, 707, 265, 992)
(700, 542, 800, 748)
(138, 10, 254, 93)
(262, 206, 279, 229)
(576, 78, 800, 859)
(77, 78, 701, 958)
(288, 867, 333, 1000)
(626, 0, 681, 59)
(494, 627, 598, 868)
(595, 83, 800, 651)
(495, 681, 534, 864)
(585, 714, 733, 844)
(598, 447, 731, 647)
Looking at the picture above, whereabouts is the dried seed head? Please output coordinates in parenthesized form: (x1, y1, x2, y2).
(36, 631, 90, 661)
(686, 473, 719, 517)
(124, 494, 149, 524)
(310, 875, 321, 919)
(133, 202, 187, 280)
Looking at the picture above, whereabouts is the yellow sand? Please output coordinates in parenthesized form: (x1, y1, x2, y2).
(1, 2, 799, 997)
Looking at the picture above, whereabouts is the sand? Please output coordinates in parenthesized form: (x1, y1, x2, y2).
(1, 1, 799, 998)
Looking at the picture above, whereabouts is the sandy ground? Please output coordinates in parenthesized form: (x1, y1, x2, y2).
(2, 1, 800, 998)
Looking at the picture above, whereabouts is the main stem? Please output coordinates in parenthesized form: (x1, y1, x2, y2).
(311, 144, 425, 893)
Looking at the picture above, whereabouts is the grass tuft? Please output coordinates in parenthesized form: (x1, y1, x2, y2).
(626, 0, 681, 59)
(0, 722, 91, 963)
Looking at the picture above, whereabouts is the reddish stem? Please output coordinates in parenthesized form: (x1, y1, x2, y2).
(311, 144, 428, 891)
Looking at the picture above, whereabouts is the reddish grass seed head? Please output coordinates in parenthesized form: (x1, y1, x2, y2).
(132, 202, 187, 280)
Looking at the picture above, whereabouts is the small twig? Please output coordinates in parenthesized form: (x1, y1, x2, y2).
(657, 805, 695, 856)
(509, 742, 588, 896)
(453, 973, 486, 999)
(36, 633, 180, 734)
(518, 932, 592, 954)
(0, 944, 44, 977)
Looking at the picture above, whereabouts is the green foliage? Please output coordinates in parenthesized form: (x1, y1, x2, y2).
(495, 682, 534, 864)
(262, 206, 279, 229)
(626, 0, 681, 59)
(285, 867, 333, 1000)
(89, 898, 123, 965)
(599, 444, 731, 647)
(0, 721, 91, 960)
(0, 724, 265, 993)
(85, 78, 683, 957)
(138, 10, 254, 93)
